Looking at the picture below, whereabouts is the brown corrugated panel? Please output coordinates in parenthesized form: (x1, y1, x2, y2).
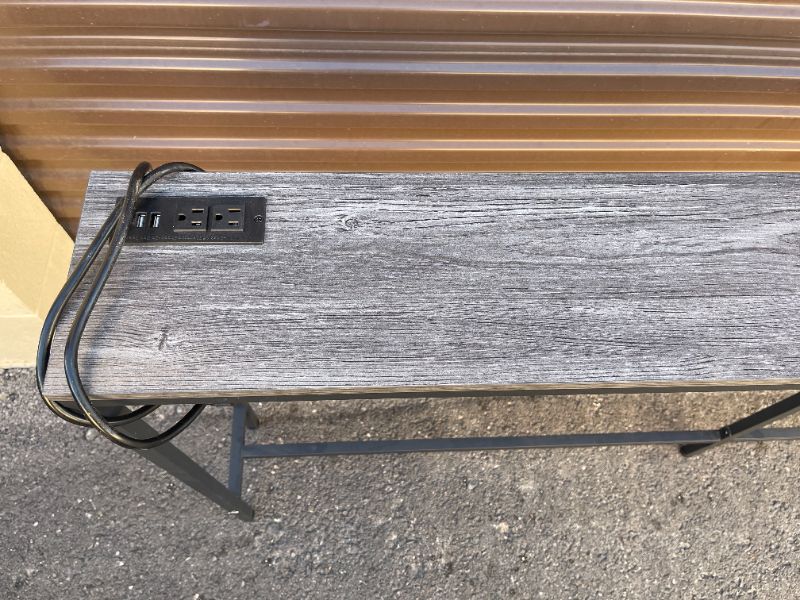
(2, 0, 800, 236)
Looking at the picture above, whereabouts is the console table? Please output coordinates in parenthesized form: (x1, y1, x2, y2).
(42, 171, 800, 520)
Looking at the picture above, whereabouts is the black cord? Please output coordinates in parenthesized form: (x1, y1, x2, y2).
(37, 161, 206, 449)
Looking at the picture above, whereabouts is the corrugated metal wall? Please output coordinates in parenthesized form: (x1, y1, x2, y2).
(2, 0, 800, 236)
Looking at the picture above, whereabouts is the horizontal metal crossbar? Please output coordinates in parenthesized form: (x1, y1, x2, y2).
(240, 427, 800, 459)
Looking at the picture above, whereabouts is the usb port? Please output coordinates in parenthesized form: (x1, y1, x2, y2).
(135, 212, 147, 228)
(150, 213, 161, 228)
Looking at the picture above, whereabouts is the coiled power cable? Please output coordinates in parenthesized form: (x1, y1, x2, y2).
(37, 161, 206, 450)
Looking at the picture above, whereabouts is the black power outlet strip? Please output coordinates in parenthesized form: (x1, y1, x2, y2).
(125, 196, 266, 244)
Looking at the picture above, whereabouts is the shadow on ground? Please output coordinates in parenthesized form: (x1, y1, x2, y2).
(2, 368, 799, 599)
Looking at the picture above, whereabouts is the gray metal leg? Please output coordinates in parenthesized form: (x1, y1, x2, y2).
(118, 413, 255, 521)
(228, 403, 248, 497)
(680, 391, 800, 457)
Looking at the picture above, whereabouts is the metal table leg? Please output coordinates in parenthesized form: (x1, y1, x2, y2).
(118, 414, 255, 521)
(227, 403, 248, 497)
(228, 403, 262, 499)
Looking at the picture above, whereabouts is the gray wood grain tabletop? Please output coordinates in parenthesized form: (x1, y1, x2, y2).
(43, 172, 800, 403)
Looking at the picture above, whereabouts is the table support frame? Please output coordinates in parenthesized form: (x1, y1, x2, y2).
(122, 391, 800, 520)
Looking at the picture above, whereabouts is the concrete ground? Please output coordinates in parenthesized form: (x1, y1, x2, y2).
(2, 368, 799, 599)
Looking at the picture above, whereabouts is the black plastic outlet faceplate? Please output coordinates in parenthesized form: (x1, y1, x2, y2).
(126, 196, 266, 244)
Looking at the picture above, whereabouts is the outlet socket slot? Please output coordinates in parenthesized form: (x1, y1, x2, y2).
(174, 202, 209, 232)
(210, 203, 246, 232)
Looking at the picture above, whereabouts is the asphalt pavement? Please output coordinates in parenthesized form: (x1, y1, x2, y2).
(2, 367, 799, 599)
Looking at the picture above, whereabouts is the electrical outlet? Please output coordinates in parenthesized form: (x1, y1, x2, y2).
(126, 196, 266, 244)
(174, 201, 209, 232)
(210, 203, 245, 232)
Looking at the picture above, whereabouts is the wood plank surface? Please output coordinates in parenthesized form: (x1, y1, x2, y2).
(43, 172, 800, 402)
